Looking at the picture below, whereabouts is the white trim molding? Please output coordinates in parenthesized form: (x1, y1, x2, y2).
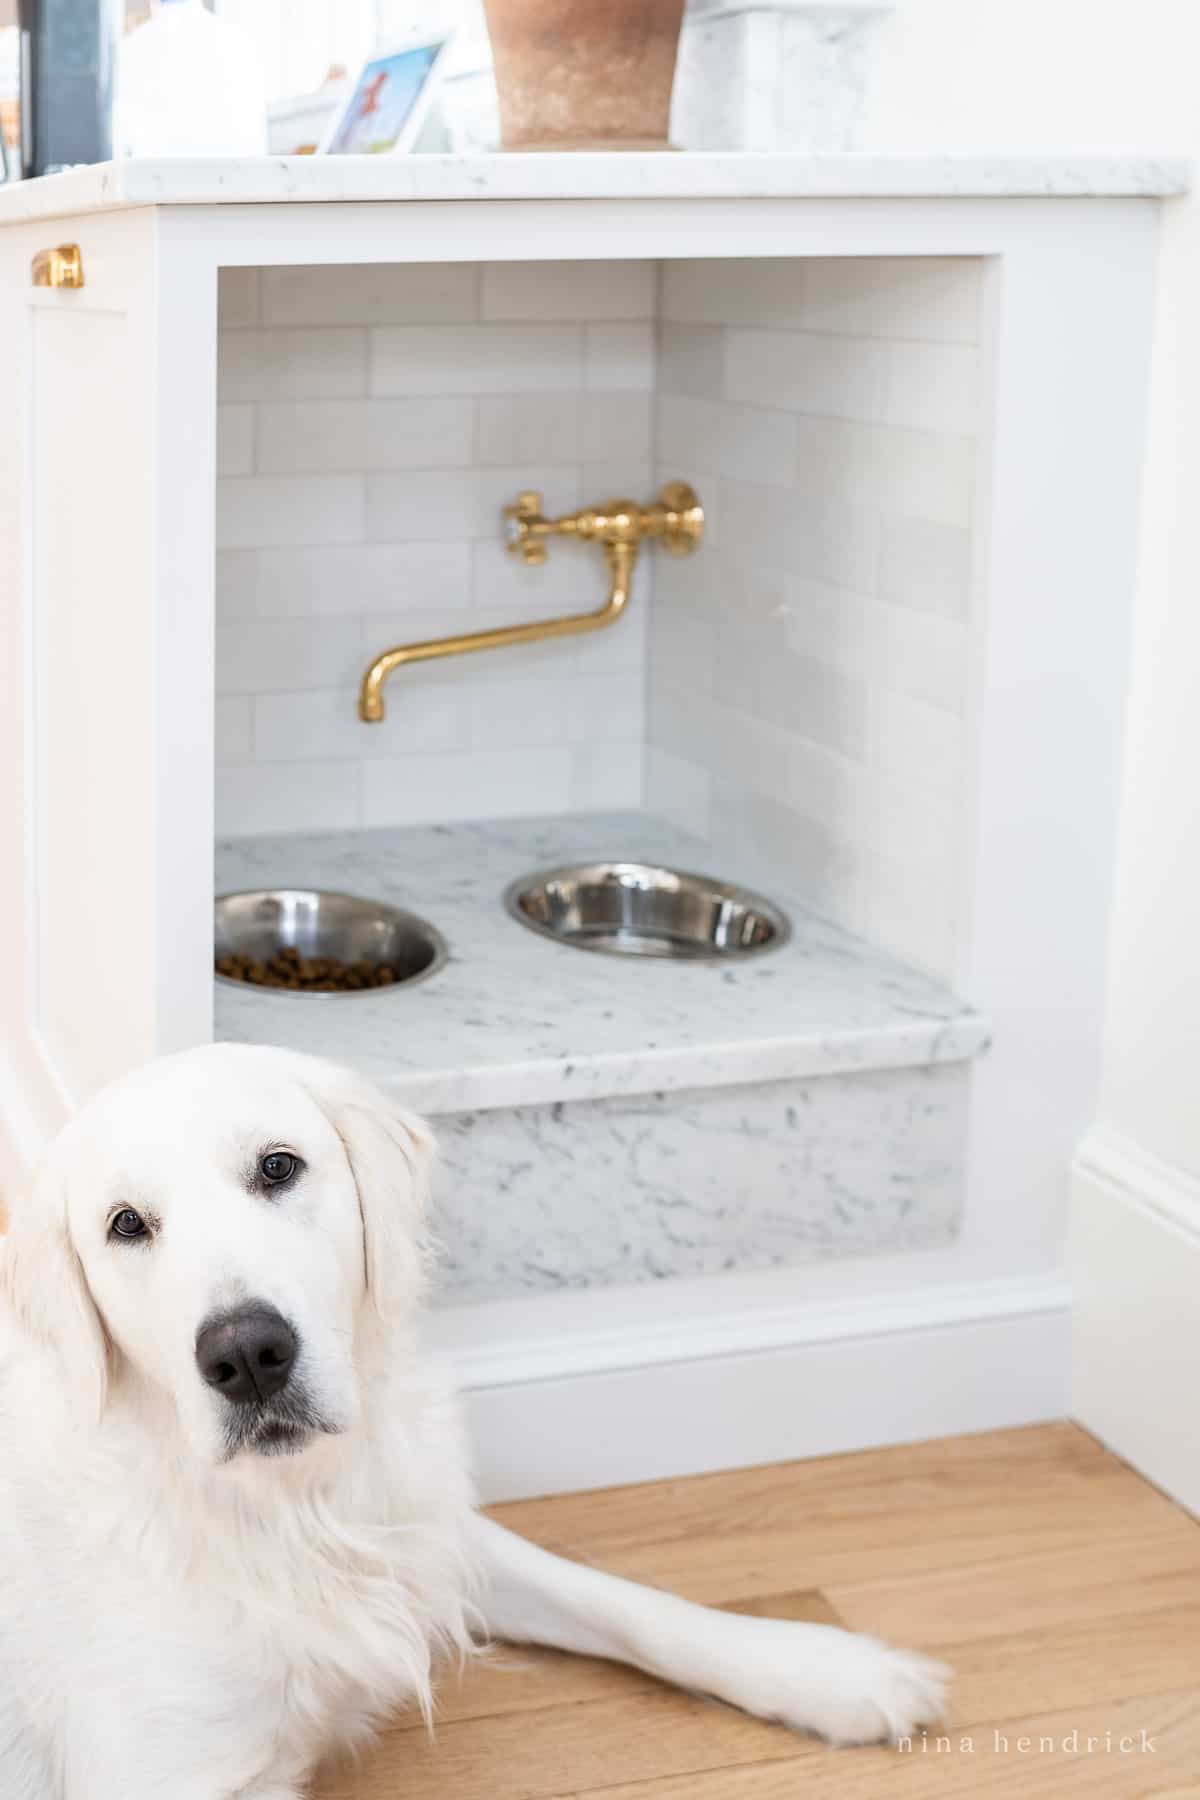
(1071, 1127, 1200, 1517)
(446, 1272, 1072, 1501)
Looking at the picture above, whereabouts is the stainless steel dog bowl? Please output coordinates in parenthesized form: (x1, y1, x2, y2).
(214, 889, 447, 994)
(504, 862, 790, 961)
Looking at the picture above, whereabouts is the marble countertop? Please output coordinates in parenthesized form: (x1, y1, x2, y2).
(215, 812, 988, 1115)
(0, 151, 1189, 226)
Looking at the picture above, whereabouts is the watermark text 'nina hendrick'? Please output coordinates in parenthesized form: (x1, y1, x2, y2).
(899, 1729, 1157, 1756)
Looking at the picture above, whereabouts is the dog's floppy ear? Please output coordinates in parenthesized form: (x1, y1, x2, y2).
(299, 1057, 436, 1325)
(0, 1164, 109, 1419)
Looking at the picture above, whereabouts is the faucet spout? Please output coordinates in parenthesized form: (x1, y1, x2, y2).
(358, 481, 701, 723)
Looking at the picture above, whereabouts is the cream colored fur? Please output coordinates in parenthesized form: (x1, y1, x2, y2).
(0, 1044, 947, 1799)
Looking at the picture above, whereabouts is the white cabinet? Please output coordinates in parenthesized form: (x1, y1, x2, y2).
(0, 152, 1185, 1491)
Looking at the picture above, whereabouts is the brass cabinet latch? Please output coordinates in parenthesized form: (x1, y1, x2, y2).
(32, 244, 85, 290)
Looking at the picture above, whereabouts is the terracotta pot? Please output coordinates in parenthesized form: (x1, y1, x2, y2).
(483, 0, 685, 152)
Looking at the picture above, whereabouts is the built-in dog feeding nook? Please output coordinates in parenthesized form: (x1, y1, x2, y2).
(212, 250, 997, 1307)
(0, 150, 1174, 1489)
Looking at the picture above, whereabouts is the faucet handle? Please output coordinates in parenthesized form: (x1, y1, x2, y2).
(503, 489, 548, 564)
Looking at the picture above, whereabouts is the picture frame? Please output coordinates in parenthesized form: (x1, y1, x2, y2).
(319, 35, 453, 157)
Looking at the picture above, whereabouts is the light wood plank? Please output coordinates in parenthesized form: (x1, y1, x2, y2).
(571, 1689, 1200, 1798)
(529, 1464, 1186, 1606)
(314, 1686, 820, 1800)
(828, 1526, 1200, 1647)
(945, 1604, 1200, 1728)
(489, 1425, 1111, 1554)
(309, 1425, 1200, 1800)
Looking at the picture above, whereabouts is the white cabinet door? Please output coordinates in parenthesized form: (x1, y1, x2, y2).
(0, 208, 217, 1188)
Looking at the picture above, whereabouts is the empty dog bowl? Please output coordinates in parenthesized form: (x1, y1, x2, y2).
(214, 889, 447, 994)
(504, 862, 790, 961)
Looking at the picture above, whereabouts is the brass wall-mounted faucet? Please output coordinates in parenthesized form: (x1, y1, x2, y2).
(358, 480, 703, 723)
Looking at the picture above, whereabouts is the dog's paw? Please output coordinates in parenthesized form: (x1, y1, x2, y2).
(794, 1630, 950, 1746)
(721, 1618, 950, 1746)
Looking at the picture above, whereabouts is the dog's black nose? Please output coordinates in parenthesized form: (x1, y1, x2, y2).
(195, 1305, 297, 1404)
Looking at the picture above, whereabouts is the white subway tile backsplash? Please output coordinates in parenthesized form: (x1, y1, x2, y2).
(216, 617, 365, 696)
(371, 324, 582, 396)
(583, 392, 655, 463)
(259, 263, 479, 328)
(781, 578, 969, 715)
(213, 252, 982, 976)
(718, 482, 880, 593)
(216, 550, 263, 620)
(793, 417, 976, 529)
(655, 395, 724, 476)
(868, 689, 965, 800)
(584, 323, 656, 391)
(254, 684, 464, 762)
(661, 258, 809, 328)
(218, 328, 368, 403)
(217, 476, 366, 551)
(649, 253, 982, 978)
(473, 388, 654, 475)
(645, 745, 712, 838)
(217, 405, 254, 476)
(800, 258, 982, 344)
(362, 748, 573, 829)
(362, 543, 474, 614)
(216, 760, 361, 837)
(726, 646, 868, 759)
(885, 341, 981, 436)
(482, 260, 655, 322)
(255, 398, 475, 475)
(780, 576, 873, 676)
(570, 741, 644, 811)
(724, 329, 891, 422)
(217, 268, 260, 328)
(657, 396, 796, 484)
(858, 846, 960, 979)
(709, 779, 862, 925)
(476, 393, 582, 466)
(870, 603, 970, 715)
(877, 514, 974, 618)
(217, 544, 473, 621)
(562, 671, 645, 745)
(215, 695, 254, 763)
(463, 674, 569, 750)
(650, 599, 715, 703)
(253, 400, 366, 475)
(657, 323, 724, 399)
(366, 467, 581, 543)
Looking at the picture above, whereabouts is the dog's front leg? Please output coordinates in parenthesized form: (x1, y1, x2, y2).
(467, 1514, 949, 1746)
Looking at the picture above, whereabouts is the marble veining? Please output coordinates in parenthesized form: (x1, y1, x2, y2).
(428, 1061, 967, 1304)
(215, 811, 989, 1114)
(0, 152, 1188, 226)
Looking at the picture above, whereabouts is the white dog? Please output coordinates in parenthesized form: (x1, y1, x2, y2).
(0, 1043, 947, 1799)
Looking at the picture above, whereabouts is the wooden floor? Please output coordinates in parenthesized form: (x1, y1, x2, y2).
(317, 1424, 1200, 1799)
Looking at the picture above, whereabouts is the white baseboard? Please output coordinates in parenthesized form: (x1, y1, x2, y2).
(452, 1273, 1072, 1502)
(1071, 1127, 1200, 1518)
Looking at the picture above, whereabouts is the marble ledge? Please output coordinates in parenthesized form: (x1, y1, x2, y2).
(0, 151, 1189, 226)
(214, 811, 990, 1117)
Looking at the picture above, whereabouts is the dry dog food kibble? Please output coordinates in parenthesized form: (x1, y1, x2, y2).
(215, 945, 399, 991)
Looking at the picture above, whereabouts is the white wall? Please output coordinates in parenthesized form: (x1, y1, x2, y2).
(862, 0, 1200, 1506)
(865, 0, 1199, 156)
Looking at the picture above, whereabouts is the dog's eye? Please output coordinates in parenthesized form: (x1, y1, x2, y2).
(110, 1208, 148, 1241)
(259, 1151, 299, 1187)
